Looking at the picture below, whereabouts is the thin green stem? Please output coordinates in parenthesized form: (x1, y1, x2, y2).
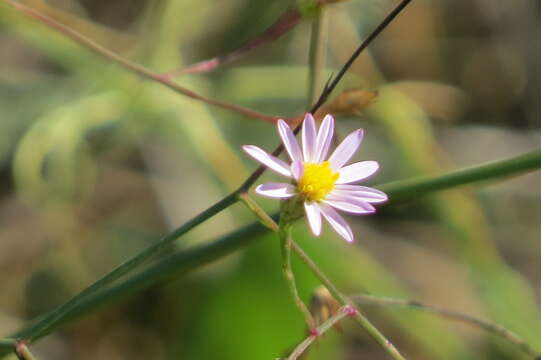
(12, 193, 237, 343)
(352, 294, 540, 358)
(237, 193, 279, 231)
(307, 6, 328, 106)
(290, 241, 407, 360)
(379, 147, 541, 204)
(240, 191, 403, 358)
(2, 148, 541, 355)
(279, 222, 316, 331)
(14, 342, 37, 360)
(0, 220, 269, 357)
(286, 305, 353, 360)
(0, 0, 277, 123)
(3, 148, 541, 355)
(310, 0, 412, 112)
(0, 341, 14, 349)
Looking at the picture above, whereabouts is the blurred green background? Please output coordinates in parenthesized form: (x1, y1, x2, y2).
(1, 0, 541, 359)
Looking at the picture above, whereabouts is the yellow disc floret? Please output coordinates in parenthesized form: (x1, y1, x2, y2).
(297, 161, 339, 201)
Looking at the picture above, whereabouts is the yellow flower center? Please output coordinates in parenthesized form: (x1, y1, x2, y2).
(297, 161, 339, 201)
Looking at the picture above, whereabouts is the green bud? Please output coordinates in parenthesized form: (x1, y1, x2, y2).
(280, 196, 305, 225)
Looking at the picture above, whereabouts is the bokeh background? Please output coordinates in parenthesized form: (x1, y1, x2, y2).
(1, 0, 541, 359)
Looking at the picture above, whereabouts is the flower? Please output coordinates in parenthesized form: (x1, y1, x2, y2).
(242, 113, 387, 242)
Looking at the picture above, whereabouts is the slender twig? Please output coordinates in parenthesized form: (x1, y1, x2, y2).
(14, 342, 36, 360)
(240, 193, 404, 358)
(351, 294, 540, 359)
(286, 305, 357, 360)
(239, 193, 319, 332)
(237, 193, 279, 231)
(290, 241, 406, 360)
(280, 222, 317, 331)
(309, 0, 412, 112)
(161, 8, 302, 78)
(0, 0, 278, 123)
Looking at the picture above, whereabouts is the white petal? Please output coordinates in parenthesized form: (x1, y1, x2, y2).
(277, 119, 302, 163)
(255, 183, 296, 198)
(328, 129, 364, 170)
(302, 113, 317, 163)
(332, 185, 388, 203)
(319, 203, 354, 242)
(314, 114, 334, 163)
(304, 201, 322, 236)
(291, 161, 304, 182)
(336, 161, 379, 184)
(242, 145, 292, 177)
(323, 196, 376, 214)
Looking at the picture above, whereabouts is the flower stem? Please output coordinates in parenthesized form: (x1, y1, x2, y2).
(279, 222, 317, 331)
(290, 240, 407, 360)
(351, 294, 540, 359)
(239, 193, 404, 358)
(237, 193, 279, 231)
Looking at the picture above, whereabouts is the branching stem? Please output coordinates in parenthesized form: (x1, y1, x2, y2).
(279, 222, 317, 331)
(239, 192, 404, 358)
(290, 240, 407, 360)
(286, 305, 356, 360)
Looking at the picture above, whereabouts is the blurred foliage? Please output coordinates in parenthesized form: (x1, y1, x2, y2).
(1, 0, 541, 359)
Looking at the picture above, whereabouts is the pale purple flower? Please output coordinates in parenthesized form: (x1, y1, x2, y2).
(243, 113, 387, 242)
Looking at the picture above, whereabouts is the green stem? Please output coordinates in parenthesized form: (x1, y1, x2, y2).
(379, 147, 541, 203)
(0, 220, 268, 357)
(287, 305, 352, 360)
(11, 193, 237, 343)
(0, 341, 14, 350)
(3, 149, 541, 355)
(351, 294, 539, 358)
(240, 191, 403, 358)
(307, 6, 328, 106)
(290, 241, 407, 360)
(279, 222, 316, 330)
(237, 193, 279, 231)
